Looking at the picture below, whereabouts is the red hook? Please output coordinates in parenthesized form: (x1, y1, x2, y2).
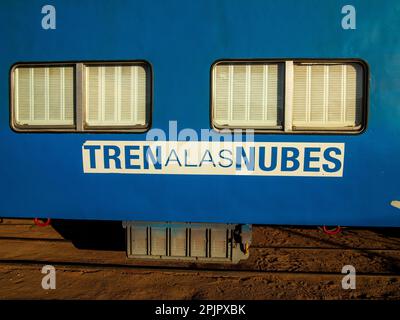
(34, 218, 51, 227)
(321, 225, 342, 235)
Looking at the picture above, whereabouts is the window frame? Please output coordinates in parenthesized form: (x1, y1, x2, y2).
(210, 59, 369, 135)
(10, 62, 77, 132)
(211, 60, 285, 131)
(10, 61, 153, 133)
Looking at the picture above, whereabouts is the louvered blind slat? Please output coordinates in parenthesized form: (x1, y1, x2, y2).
(213, 63, 284, 128)
(85, 65, 147, 127)
(293, 63, 363, 129)
(14, 66, 74, 126)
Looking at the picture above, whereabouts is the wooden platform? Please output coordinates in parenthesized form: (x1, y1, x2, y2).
(0, 219, 399, 299)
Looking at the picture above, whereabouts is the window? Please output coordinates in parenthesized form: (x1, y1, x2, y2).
(11, 62, 151, 132)
(84, 64, 147, 129)
(211, 60, 367, 133)
(292, 63, 363, 130)
(213, 62, 284, 129)
(13, 65, 74, 127)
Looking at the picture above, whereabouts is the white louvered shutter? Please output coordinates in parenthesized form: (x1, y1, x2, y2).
(85, 65, 147, 127)
(292, 63, 363, 129)
(213, 63, 284, 128)
(14, 66, 74, 126)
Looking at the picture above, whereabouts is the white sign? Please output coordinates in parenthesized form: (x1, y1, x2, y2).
(82, 141, 345, 177)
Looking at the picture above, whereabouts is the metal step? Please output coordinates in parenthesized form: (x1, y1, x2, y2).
(123, 221, 252, 263)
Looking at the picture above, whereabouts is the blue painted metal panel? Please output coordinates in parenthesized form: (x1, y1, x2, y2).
(0, 0, 399, 226)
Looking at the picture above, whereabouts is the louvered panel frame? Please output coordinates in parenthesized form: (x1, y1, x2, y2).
(212, 62, 284, 129)
(84, 64, 148, 128)
(292, 62, 364, 130)
(13, 65, 74, 127)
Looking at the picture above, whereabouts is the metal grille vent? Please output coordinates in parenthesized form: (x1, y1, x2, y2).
(124, 222, 251, 264)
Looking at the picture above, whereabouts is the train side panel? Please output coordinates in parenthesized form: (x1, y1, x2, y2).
(0, 0, 399, 227)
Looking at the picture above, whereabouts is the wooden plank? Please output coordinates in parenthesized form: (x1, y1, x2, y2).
(245, 248, 400, 274)
(0, 263, 399, 300)
(0, 219, 34, 225)
(0, 219, 399, 299)
(0, 225, 65, 240)
(0, 219, 122, 244)
(252, 226, 400, 250)
(1, 239, 400, 275)
(1, 219, 400, 250)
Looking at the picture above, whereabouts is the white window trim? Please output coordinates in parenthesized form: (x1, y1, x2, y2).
(284, 61, 294, 132)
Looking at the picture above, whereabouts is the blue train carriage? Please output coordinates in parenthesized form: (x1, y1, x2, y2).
(0, 0, 399, 263)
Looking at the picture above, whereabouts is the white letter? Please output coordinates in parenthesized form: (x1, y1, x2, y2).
(341, 265, 356, 289)
(41, 5, 56, 30)
(41, 265, 56, 290)
(341, 5, 356, 30)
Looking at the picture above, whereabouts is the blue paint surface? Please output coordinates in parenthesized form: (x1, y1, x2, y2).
(0, 0, 399, 226)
